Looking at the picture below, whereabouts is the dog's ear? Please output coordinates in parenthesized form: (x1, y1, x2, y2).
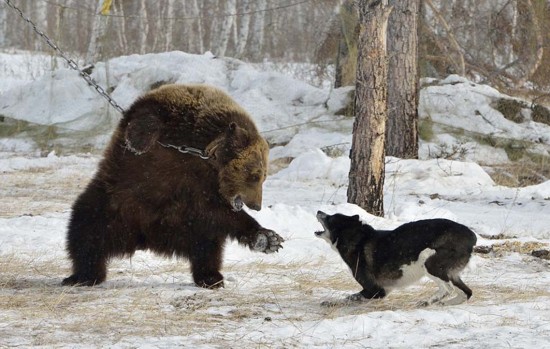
(124, 114, 161, 155)
(352, 214, 360, 221)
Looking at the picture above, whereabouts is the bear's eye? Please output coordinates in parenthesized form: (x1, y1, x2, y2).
(248, 173, 261, 182)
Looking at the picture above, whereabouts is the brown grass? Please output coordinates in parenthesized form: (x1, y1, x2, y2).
(484, 161, 550, 187)
(0, 164, 91, 217)
(475, 240, 549, 257)
(2, 249, 550, 347)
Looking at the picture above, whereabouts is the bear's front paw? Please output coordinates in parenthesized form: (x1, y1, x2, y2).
(251, 229, 284, 253)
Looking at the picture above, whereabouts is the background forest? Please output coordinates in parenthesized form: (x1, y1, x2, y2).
(1, 0, 550, 95)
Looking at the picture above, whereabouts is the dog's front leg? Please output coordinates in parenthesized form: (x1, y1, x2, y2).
(351, 270, 386, 301)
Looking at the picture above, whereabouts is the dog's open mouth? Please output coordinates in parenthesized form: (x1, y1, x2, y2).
(315, 210, 329, 237)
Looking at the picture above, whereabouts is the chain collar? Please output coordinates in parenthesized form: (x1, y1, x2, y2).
(157, 141, 210, 160)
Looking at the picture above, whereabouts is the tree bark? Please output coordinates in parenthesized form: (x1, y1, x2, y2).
(348, 0, 393, 217)
(386, 0, 419, 158)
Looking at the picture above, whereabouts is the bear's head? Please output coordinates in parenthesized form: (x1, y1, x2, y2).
(122, 84, 269, 212)
(205, 122, 269, 211)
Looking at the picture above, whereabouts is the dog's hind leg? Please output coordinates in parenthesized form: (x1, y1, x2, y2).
(417, 275, 454, 307)
(437, 275, 471, 305)
(438, 289, 467, 305)
(419, 251, 463, 306)
(450, 275, 472, 299)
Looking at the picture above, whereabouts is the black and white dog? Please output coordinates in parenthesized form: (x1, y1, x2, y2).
(315, 211, 477, 306)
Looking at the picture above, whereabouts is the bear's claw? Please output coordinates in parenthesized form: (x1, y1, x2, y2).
(252, 229, 284, 253)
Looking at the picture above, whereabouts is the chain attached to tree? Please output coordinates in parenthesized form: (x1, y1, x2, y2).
(3, 0, 126, 114)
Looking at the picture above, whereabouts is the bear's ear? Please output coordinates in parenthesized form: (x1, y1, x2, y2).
(124, 114, 161, 155)
(225, 122, 251, 150)
(205, 123, 250, 164)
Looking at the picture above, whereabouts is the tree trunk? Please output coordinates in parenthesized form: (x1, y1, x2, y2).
(136, 0, 149, 55)
(33, 1, 48, 51)
(347, 0, 393, 217)
(235, 0, 252, 58)
(114, 0, 128, 54)
(164, 0, 175, 51)
(249, 0, 267, 61)
(386, 0, 419, 158)
(0, 3, 8, 47)
(86, 0, 111, 65)
(191, 0, 204, 53)
(216, 0, 236, 57)
(334, 0, 359, 88)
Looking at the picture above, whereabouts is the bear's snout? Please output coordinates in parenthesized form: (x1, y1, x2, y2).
(243, 194, 262, 211)
(247, 202, 261, 211)
(240, 189, 263, 211)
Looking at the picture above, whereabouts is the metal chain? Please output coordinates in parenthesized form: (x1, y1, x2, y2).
(157, 142, 210, 160)
(4, 0, 126, 114)
(5, 0, 214, 160)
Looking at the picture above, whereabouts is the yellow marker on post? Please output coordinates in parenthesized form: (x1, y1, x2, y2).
(100, 0, 112, 15)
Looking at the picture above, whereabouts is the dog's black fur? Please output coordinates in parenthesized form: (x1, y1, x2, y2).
(315, 211, 477, 306)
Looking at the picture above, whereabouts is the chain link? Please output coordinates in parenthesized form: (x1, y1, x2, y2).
(157, 142, 210, 160)
(4, 0, 126, 114)
(5, 0, 215, 160)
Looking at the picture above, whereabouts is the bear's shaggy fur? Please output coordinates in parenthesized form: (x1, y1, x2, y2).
(63, 84, 284, 288)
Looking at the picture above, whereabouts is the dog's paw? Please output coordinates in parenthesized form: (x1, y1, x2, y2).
(345, 292, 367, 302)
(251, 229, 284, 253)
(320, 300, 340, 307)
(321, 293, 367, 307)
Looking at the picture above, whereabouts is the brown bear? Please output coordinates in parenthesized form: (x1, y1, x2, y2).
(62, 84, 284, 288)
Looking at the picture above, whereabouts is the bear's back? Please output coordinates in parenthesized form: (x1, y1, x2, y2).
(123, 84, 260, 148)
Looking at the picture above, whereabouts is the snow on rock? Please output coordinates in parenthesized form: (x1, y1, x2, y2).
(272, 149, 349, 186)
(385, 157, 496, 196)
(269, 129, 351, 160)
(419, 75, 550, 158)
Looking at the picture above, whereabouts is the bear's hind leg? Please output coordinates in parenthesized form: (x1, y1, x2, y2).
(63, 183, 110, 286)
(189, 238, 225, 289)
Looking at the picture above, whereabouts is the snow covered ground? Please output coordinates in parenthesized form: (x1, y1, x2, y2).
(1, 51, 549, 348)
